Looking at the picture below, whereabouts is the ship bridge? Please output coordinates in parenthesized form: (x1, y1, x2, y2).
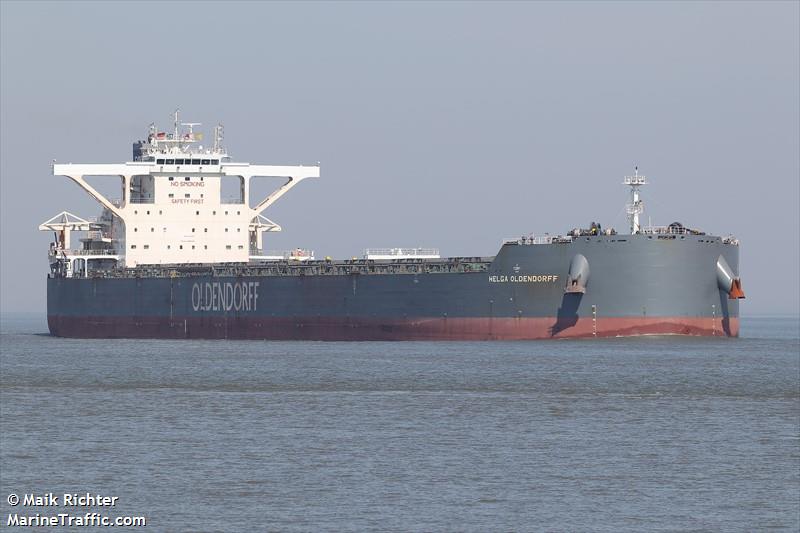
(40, 111, 320, 275)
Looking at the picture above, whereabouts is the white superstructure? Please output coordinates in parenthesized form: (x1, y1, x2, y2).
(40, 111, 319, 273)
(363, 248, 440, 260)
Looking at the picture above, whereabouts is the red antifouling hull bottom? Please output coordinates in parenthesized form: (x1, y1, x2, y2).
(47, 315, 740, 340)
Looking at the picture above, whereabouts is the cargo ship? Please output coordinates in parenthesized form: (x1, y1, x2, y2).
(41, 113, 744, 339)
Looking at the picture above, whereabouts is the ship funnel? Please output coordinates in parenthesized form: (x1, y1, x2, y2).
(716, 255, 745, 299)
(565, 254, 590, 294)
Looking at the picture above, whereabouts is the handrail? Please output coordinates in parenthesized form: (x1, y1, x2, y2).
(364, 248, 439, 257)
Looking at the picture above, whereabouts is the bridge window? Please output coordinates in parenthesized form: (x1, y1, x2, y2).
(143, 245, 149, 250)
(130, 245, 136, 249)
(175, 159, 184, 165)
(191, 159, 200, 165)
(157, 159, 164, 164)
(165, 159, 174, 165)
(211, 159, 219, 165)
(201, 159, 210, 165)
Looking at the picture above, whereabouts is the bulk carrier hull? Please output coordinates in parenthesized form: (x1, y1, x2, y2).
(46, 235, 742, 340)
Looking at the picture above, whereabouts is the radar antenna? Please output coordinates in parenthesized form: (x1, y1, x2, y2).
(623, 166, 647, 234)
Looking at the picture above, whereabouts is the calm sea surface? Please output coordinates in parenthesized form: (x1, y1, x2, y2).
(1, 314, 798, 532)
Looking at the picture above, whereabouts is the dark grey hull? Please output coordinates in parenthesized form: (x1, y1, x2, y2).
(47, 235, 742, 339)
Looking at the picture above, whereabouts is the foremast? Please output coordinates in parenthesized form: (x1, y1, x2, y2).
(623, 166, 647, 234)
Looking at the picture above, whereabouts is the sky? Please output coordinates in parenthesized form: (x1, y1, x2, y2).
(1, 1, 798, 315)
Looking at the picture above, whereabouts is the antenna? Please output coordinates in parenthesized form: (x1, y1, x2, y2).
(181, 122, 202, 139)
(623, 165, 647, 234)
(214, 124, 224, 153)
(181, 122, 201, 132)
(173, 109, 180, 139)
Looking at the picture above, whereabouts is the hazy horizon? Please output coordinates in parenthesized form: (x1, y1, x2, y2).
(1, 1, 798, 315)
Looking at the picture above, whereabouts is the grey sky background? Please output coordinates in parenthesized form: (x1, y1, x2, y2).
(1, 1, 798, 315)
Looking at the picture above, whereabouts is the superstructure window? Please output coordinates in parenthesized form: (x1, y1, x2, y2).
(184, 193, 190, 198)
(130, 245, 136, 249)
(201, 159, 210, 165)
(185, 177, 190, 181)
(143, 245, 150, 249)
(165, 159, 174, 165)
(151, 228, 154, 232)
(191, 159, 200, 165)
(134, 228, 138, 232)
(211, 159, 219, 165)
(192, 228, 196, 233)
(157, 159, 165, 164)
(175, 159, 184, 165)
(238, 245, 244, 250)
(226, 245, 231, 250)
(168, 177, 174, 181)
(169, 193, 174, 198)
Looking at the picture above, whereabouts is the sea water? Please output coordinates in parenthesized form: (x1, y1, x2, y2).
(1, 314, 798, 531)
